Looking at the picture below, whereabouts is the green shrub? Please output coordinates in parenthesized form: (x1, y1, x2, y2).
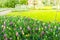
(0, 16, 60, 40)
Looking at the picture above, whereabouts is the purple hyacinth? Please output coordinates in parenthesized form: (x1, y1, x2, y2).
(10, 22, 13, 25)
(41, 31, 45, 36)
(27, 26, 31, 31)
(35, 27, 39, 31)
(16, 32, 19, 36)
(4, 34, 7, 38)
(42, 31, 45, 34)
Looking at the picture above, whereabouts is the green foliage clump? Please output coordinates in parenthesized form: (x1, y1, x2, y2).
(0, 0, 27, 8)
(0, 16, 60, 40)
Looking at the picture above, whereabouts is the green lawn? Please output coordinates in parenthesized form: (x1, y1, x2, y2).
(6, 10, 60, 22)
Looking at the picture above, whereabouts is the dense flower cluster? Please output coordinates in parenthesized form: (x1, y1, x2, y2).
(0, 16, 60, 40)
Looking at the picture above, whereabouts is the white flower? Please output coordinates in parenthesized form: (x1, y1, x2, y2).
(42, 22, 45, 26)
(22, 30, 24, 35)
(54, 26, 57, 29)
(20, 27, 22, 30)
(44, 26, 47, 29)
(58, 27, 60, 30)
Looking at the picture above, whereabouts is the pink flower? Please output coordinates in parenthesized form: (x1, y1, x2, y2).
(16, 32, 19, 36)
(4, 34, 7, 38)
(35, 27, 38, 31)
(41, 31, 45, 35)
(10, 22, 13, 25)
(40, 31, 45, 37)
(27, 26, 31, 31)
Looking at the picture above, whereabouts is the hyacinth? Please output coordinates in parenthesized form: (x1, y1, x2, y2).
(16, 32, 19, 36)
(40, 31, 45, 36)
(27, 25, 31, 31)
(4, 38, 8, 40)
(4, 34, 7, 38)
(58, 27, 60, 30)
(35, 27, 39, 31)
(2, 25, 5, 30)
(22, 30, 24, 35)
(20, 27, 22, 30)
(42, 22, 45, 26)
(3, 21, 6, 27)
(48, 24, 51, 28)
(9, 37, 12, 40)
(44, 26, 47, 29)
(10, 22, 13, 26)
(25, 34, 30, 37)
(0, 16, 60, 40)
(50, 29, 53, 32)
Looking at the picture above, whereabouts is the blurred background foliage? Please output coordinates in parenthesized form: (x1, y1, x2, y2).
(0, 0, 59, 8)
(0, 0, 28, 8)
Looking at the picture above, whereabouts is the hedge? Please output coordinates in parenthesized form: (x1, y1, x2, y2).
(0, 16, 60, 40)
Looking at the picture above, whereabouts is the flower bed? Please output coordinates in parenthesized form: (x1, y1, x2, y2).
(0, 16, 60, 40)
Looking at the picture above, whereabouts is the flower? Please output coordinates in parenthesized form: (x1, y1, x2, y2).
(25, 34, 30, 37)
(40, 31, 45, 37)
(22, 30, 24, 35)
(10, 37, 12, 40)
(58, 27, 60, 30)
(3, 21, 6, 27)
(16, 32, 19, 36)
(44, 26, 47, 29)
(2, 25, 5, 30)
(54, 26, 57, 29)
(20, 27, 22, 30)
(27, 25, 31, 31)
(50, 29, 53, 32)
(41, 31, 45, 35)
(35, 27, 39, 31)
(4, 34, 7, 38)
(10, 22, 13, 26)
(48, 24, 50, 28)
(42, 22, 45, 26)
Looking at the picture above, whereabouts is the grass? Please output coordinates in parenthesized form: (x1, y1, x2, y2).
(6, 10, 60, 22)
